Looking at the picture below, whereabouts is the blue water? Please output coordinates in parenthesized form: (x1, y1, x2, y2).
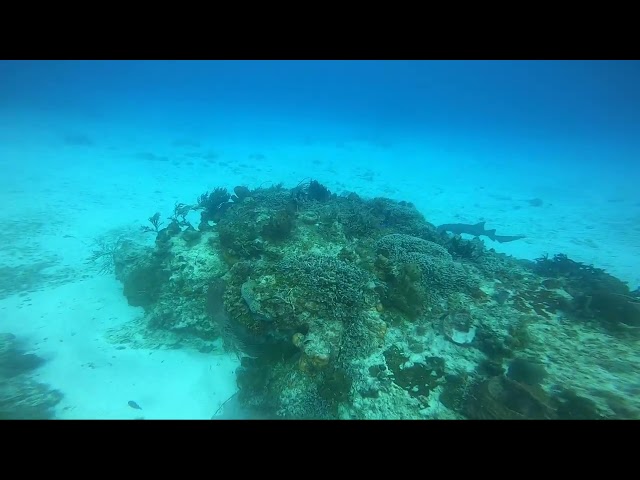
(1, 60, 639, 419)
(3, 60, 639, 190)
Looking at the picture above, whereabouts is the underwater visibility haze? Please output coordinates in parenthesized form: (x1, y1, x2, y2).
(0, 60, 639, 420)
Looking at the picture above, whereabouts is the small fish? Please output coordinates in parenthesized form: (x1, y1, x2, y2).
(128, 400, 142, 410)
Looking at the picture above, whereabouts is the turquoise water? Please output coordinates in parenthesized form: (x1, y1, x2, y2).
(1, 60, 639, 419)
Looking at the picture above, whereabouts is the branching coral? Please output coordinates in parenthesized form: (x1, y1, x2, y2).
(273, 253, 376, 322)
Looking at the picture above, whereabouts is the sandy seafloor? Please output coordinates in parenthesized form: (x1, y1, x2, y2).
(1, 111, 638, 419)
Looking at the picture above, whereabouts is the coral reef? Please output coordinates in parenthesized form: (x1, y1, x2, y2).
(104, 179, 640, 419)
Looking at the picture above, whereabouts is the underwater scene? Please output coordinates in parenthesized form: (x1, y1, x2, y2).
(1, 60, 639, 420)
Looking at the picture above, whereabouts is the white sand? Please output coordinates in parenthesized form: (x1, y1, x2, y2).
(1, 111, 638, 419)
(1, 276, 238, 419)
